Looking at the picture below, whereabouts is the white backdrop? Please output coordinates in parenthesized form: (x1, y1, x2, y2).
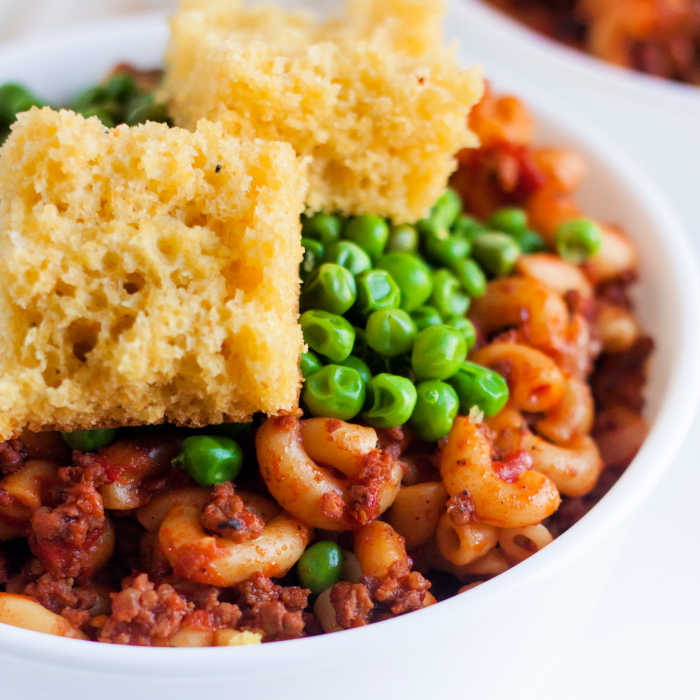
(0, 0, 173, 41)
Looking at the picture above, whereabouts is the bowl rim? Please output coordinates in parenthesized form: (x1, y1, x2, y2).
(459, 0, 700, 106)
(0, 10, 699, 675)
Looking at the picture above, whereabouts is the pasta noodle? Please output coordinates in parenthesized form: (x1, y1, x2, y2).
(256, 416, 402, 530)
(440, 417, 561, 528)
(158, 490, 312, 587)
(435, 512, 498, 567)
(471, 342, 566, 413)
(386, 482, 447, 550)
(499, 524, 553, 565)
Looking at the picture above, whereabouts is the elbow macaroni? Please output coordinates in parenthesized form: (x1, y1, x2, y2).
(440, 416, 561, 528)
(157, 490, 312, 587)
(256, 416, 402, 530)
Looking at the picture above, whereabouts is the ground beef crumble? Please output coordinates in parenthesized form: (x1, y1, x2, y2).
(200, 482, 265, 543)
(172, 584, 243, 632)
(98, 573, 190, 645)
(329, 582, 374, 628)
(446, 491, 476, 526)
(346, 449, 396, 527)
(23, 571, 102, 631)
(592, 336, 654, 413)
(492, 450, 533, 483)
(234, 573, 310, 641)
(0, 439, 26, 476)
(29, 475, 108, 579)
(328, 562, 431, 629)
(366, 563, 431, 618)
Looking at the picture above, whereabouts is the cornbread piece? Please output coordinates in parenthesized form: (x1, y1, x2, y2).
(163, 0, 483, 223)
(343, 0, 447, 57)
(0, 107, 306, 440)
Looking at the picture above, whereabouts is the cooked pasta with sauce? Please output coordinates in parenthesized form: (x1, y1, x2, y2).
(0, 65, 652, 646)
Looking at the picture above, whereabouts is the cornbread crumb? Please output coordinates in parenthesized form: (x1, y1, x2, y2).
(0, 107, 306, 440)
(163, 0, 483, 223)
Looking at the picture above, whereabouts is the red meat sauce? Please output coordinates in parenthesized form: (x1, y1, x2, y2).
(29, 478, 108, 580)
(327, 562, 432, 630)
(0, 425, 430, 644)
(316, 423, 404, 528)
(200, 482, 265, 543)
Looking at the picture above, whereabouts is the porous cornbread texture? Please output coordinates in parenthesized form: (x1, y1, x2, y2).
(342, 0, 447, 57)
(163, 0, 483, 223)
(0, 107, 306, 440)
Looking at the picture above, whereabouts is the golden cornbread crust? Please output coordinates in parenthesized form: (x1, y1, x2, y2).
(163, 0, 483, 224)
(0, 108, 306, 440)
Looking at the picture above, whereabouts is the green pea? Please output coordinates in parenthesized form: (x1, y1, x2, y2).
(386, 223, 419, 253)
(303, 365, 366, 420)
(300, 310, 355, 362)
(555, 219, 602, 264)
(302, 263, 357, 315)
(486, 207, 528, 234)
(508, 228, 546, 254)
(423, 234, 471, 268)
(340, 355, 372, 388)
(444, 316, 476, 352)
(301, 238, 324, 280)
(126, 94, 171, 126)
(453, 214, 485, 241)
(430, 269, 470, 317)
(451, 258, 486, 298)
(302, 212, 343, 246)
(411, 324, 467, 381)
(375, 252, 433, 312)
(354, 269, 401, 317)
(61, 428, 117, 452)
(366, 308, 417, 358)
(362, 373, 417, 428)
(429, 188, 463, 230)
(71, 85, 107, 112)
(297, 541, 344, 595)
(410, 380, 459, 442)
(416, 217, 444, 241)
(410, 305, 443, 331)
(172, 435, 243, 486)
(324, 240, 372, 275)
(70, 83, 122, 126)
(448, 361, 509, 417)
(344, 215, 389, 259)
(103, 73, 138, 101)
(0, 83, 44, 126)
(301, 350, 323, 378)
(472, 232, 520, 277)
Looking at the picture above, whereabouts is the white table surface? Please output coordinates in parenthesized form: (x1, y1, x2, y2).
(1, 2, 699, 698)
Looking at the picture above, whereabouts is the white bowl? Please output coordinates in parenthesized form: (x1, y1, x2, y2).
(457, 0, 700, 107)
(1, 8, 699, 700)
